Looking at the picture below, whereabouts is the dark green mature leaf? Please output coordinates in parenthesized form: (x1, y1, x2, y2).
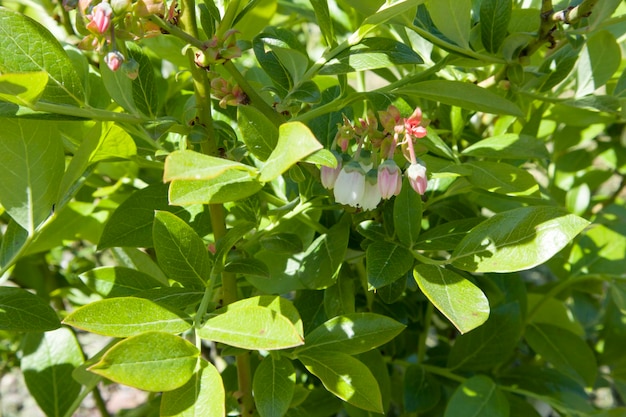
(79, 266, 163, 297)
(0, 72, 47, 106)
(444, 375, 509, 417)
(576, 30, 621, 97)
(414, 264, 489, 334)
(126, 42, 162, 118)
(153, 211, 211, 289)
(260, 233, 304, 254)
(538, 43, 579, 92)
(427, 0, 471, 48)
(310, 0, 335, 47)
(164, 150, 258, 181)
(414, 218, 482, 251)
(198, 305, 304, 350)
(161, 359, 225, 417)
(0, 287, 60, 332)
(62, 297, 191, 337)
(462, 134, 549, 160)
(295, 313, 405, 355)
(463, 161, 540, 196)
(100, 56, 138, 115)
(394, 178, 422, 248)
(0, 8, 84, 105)
(525, 323, 597, 387)
(299, 351, 383, 413)
(253, 356, 295, 417)
(366, 241, 414, 289)
(0, 219, 29, 270)
(451, 206, 589, 273)
(400, 81, 524, 116)
(480, 0, 511, 53)
(224, 257, 270, 278)
(99, 183, 211, 249)
(0, 119, 64, 234)
(448, 302, 522, 370)
(259, 122, 323, 182)
(320, 38, 422, 75)
(21, 328, 83, 417)
(168, 170, 263, 205)
(89, 332, 199, 392)
(404, 365, 440, 413)
(238, 105, 279, 161)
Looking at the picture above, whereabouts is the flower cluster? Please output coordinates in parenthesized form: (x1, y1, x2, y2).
(76, 0, 162, 75)
(194, 30, 242, 69)
(321, 105, 429, 211)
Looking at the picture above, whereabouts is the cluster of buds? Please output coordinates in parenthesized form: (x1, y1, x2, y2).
(194, 30, 241, 69)
(76, 0, 162, 75)
(321, 105, 429, 211)
(209, 76, 248, 108)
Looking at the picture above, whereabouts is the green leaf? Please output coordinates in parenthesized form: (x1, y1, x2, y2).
(299, 351, 383, 413)
(310, 0, 335, 47)
(319, 37, 423, 75)
(404, 364, 441, 413)
(0, 219, 29, 270)
(126, 42, 162, 118)
(297, 216, 350, 289)
(295, 313, 405, 355)
(393, 177, 422, 248)
(198, 305, 304, 350)
(0, 72, 47, 106)
(427, 0, 471, 48)
(237, 105, 279, 161)
(527, 294, 584, 336)
(569, 224, 626, 277)
(260, 233, 304, 254)
(164, 149, 258, 181)
(366, 241, 414, 289)
(224, 257, 270, 278)
(447, 302, 522, 370)
(400, 80, 524, 116)
(259, 122, 323, 182)
(480, 0, 511, 53)
(525, 323, 597, 387)
(111, 247, 169, 285)
(99, 183, 211, 249)
(444, 375, 509, 417)
(21, 328, 84, 417)
(462, 161, 540, 197)
(89, 331, 199, 392)
(0, 119, 64, 234)
(0, 287, 60, 332)
(253, 356, 295, 417)
(134, 288, 204, 311)
(0, 8, 84, 105)
(168, 170, 263, 205)
(79, 266, 163, 297)
(451, 206, 589, 273)
(414, 218, 482, 251)
(576, 31, 621, 97)
(414, 264, 489, 334)
(62, 297, 191, 337)
(161, 359, 225, 417)
(153, 210, 211, 289)
(352, 0, 424, 42)
(462, 134, 549, 160)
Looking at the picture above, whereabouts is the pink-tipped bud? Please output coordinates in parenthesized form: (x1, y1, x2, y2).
(87, 1, 112, 34)
(321, 153, 342, 190)
(378, 160, 402, 199)
(406, 162, 428, 195)
(104, 50, 124, 71)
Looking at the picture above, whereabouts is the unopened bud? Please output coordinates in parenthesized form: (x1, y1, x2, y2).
(104, 50, 124, 71)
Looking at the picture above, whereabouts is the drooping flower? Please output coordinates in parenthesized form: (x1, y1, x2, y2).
(104, 50, 124, 71)
(334, 161, 366, 207)
(406, 162, 428, 195)
(378, 160, 402, 199)
(87, 1, 112, 34)
(361, 169, 382, 210)
(320, 153, 342, 190)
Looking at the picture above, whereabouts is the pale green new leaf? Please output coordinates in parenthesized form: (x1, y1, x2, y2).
(427, 0, 471, 48)
(161, 359, 225, 417)
(0, 72, 47, 106)
(168, 171, 263, 205)
(259, 122, 323, 182)
(295, 313, 405, 355)
(253, 356, 295, 417)
(62, 297, 191, 337)
(164, 150, 258, 181)
(0, 119, 64, 234)
(0, 287, 60, 332)
(299, 351, 383, 413)
(198, 305, 304, 350)
(444, 375, 509, 417)
(451, 206, 589, 273)
(79, 266, 163, 297)
(576, 31, 621, 97)
(21, 328, 84, 417)
(223, 295, 304, 337)
(414, 264, 489, 334)
(89, 332, 199, 392)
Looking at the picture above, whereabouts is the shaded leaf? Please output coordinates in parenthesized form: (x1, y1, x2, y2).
(480, 0, 511, 53)
(366, 241, 414, 289)
(404, 364, 440, 413)
(238, 105, 279, 161)
(0, 287, 60, 332)
(0, 72, 47, 106)
(79, 266, 163, 297)
(253, 356, 295, 417)
(444, 375, 509, 417)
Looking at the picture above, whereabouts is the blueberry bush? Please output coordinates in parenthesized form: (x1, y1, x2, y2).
(0, 0, 625, 416)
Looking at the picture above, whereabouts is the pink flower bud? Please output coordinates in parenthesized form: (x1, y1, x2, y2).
(378, 105, 402, 134)
(378, 160, 402, 199)
(406, 163, 428, 195)
(87, 1, 112, 34)
(104, 50, 124, 71)
(320, 153, 342, 189)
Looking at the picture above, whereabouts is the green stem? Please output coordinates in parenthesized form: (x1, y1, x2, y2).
(552, 0, 598, 24)
(93, 386, 112, 417)
(216, 0, 242, 38)
(417, 302, 434, 364)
